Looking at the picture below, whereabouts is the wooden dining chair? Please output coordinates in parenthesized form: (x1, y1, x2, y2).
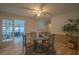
(22, 33, 34, 55)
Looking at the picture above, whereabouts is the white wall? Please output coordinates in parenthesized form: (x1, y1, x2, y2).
(51, 10, 79, 34)
(25, 17, 49, 33)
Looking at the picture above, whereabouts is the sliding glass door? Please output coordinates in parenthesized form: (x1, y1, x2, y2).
(14, 19, 24, 47)
(2, 17, 25, 48)
(2, 17, 13, 48)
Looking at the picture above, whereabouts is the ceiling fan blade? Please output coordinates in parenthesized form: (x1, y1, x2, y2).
(16, 5, 35, 11)
(43, 11, 53, 16)
(39, 3, 47, 10)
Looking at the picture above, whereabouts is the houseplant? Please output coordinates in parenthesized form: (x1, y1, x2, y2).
(62, 19, 79, 51)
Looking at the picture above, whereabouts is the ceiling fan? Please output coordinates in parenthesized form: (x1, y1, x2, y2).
(33, 4, 52, 16)
(18, 4, 52, 16)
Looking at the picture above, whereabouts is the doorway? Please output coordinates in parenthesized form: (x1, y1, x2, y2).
(2, 17, 25, 48)
(14, 19, 24, 47)
(2, 17, 13, 48)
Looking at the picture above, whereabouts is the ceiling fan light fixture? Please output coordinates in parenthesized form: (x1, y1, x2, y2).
(37, 13, 41, 16)
(35, 9, 42, 16)
(34, 8, 47, 16)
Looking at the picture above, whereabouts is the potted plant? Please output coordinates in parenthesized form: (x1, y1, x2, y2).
(62, 19, 79, 51)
